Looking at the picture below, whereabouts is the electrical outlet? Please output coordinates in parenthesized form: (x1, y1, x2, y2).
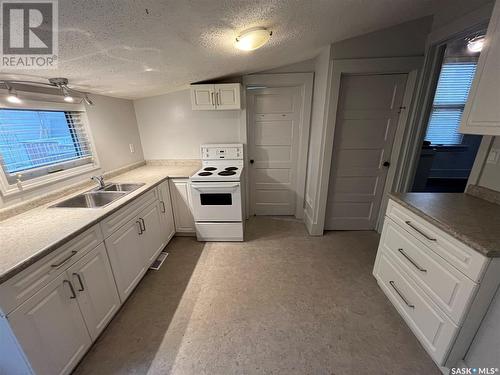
(486, 148, 500, 164)
(129, 143, 135, 153)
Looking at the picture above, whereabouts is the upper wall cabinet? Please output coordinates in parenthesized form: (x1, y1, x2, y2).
(460, 0, 500, 135)
(190, 83, 241, 110)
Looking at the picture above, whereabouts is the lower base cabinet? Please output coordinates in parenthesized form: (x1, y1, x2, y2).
(8, 273, 92, 375)
(105, 215, 147, 302)
(67, 243, 121, 341)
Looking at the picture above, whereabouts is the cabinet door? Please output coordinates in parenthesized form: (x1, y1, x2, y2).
(105, 218, 146, 301)
(68, 243, 121, 341)
(140, 202, 166, 266)
(460, 0, 500, 135)
(190, 84, 215, 110)
(8, 273, 91, 375)
(215, 83, 241, 110)
(158, 181, 176, 245)
(169, 179, 195, 233)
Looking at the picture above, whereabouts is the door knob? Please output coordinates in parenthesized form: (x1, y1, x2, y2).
(250, 159, 254, 164)
(383, 161, 390, 167)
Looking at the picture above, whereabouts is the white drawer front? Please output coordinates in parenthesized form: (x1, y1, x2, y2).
(100, 189, 157, 238)
(381, 218, 478, 324)
(374, 251, 459, 365)
(387, 200, 488, 282)
(0, 225, 103, 315)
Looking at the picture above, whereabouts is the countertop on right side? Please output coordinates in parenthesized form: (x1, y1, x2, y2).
(389, 187, 500, 258)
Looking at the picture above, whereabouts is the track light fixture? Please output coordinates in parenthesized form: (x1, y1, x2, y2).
(5, 83, 21, 104)
(1, 77, 94, 105)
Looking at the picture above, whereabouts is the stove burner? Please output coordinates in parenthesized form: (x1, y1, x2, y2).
(225, 167, 238, 171)
(204, 167, 217, 171)
(218, 170, 236, 176)
(198, 171, 213, 176)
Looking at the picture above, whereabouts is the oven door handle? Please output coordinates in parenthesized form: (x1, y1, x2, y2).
(192, 184, 239, 191)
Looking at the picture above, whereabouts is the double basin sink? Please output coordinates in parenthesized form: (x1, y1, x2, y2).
(52, 183, 145, 208)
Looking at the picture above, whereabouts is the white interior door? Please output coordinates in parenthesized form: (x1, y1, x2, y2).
(325, 73, 408, 230)
(248, 87, 302, 215)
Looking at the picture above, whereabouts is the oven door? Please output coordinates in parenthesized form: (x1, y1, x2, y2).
(190, 182, 242, 222)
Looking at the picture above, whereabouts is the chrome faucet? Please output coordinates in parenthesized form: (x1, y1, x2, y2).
(91, 175, 105, 189)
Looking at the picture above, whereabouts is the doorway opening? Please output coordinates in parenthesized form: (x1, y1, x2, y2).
(412, 28, 486, 193)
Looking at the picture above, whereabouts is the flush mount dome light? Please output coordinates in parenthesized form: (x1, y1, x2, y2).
(467, 35, 485, 53)
(235, 27, 272, 51)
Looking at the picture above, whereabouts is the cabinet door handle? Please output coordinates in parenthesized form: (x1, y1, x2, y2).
(216, 92, 220, 106)
(211, 92, 215, 106)
(398, 248, 427, 272)
(140, 218, 146, 232)
(51, 251, 78, 269)
(160, 201, 166, 213)
(389, 281, 415, 308)
(73, 273, 85, 291)
(405, 221, 437, 242)
(63, 280, 77, 299)
(136, 220, 143, 235)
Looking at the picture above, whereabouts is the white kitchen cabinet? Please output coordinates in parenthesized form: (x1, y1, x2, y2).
(140, 201, 166, 265)
(8, 273, 92, 375)
(158, 181, 176, 245)
(105, 216, 147, 301)
(190, 83, 241, 110)
(67, 243, 120, 341)
(169, 179, 195, 234)
(460, 0, 500, 135)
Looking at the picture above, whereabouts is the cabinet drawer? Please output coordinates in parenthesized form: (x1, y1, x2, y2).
(374, 251, 459, 365)
(100, 189, 157, 238)
(0, 225, 103, 316)
(386, 200, 488, 282)
(380, 218, 477, 324)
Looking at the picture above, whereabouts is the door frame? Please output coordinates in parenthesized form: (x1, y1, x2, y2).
(312, 57, 423, 235)
(242, 73, 314, 219)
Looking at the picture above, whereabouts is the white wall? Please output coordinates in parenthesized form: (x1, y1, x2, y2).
(477, 137, 500, 190)
(331, 16, 432, 59)
(303, 46, 331, 233)
(134, 89, 241, 160)
(0, 94, 144, 209)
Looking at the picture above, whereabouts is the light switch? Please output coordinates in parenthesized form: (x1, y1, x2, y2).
(487, 148, 500, 164)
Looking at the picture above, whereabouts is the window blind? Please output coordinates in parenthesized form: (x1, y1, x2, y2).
(425, 62, 477, 145)
(0, 109, 93, 180)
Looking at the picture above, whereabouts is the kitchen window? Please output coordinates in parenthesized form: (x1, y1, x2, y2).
(424, 61, 478, 146)
(0, 108, 95, 192)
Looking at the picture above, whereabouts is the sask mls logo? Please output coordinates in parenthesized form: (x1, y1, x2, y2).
(1, 0, 58, 68)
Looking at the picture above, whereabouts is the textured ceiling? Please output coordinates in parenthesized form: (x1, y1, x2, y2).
(1, 0, 436, 99)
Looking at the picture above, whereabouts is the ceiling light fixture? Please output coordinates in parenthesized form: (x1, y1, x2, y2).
(5, 84, 21, 104)
(235, 27, 272, 51)
(1, 78, 95, 106)
(467, 35, 485, 53)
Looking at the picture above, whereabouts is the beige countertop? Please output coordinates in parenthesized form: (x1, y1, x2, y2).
(389, 192, 500, 258)
(0, 165, 199, 284)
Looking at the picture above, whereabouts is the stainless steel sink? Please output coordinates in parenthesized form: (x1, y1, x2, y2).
(100, 183, 145, 192)
(51, 191, 127, 208)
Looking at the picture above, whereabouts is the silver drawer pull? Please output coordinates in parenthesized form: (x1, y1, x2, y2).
(51, 251, 78, 269)
(160, 201, 166, 213)
(389, 280, 415, 308)
(405, 221, 437, 242)
(398, 248, 427, 273)
(63, 280, 77, 299)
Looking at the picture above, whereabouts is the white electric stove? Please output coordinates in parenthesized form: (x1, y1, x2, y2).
(190, 144, 244, 241)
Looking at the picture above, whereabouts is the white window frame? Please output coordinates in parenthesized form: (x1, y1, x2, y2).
(0, 98, 100, 196)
